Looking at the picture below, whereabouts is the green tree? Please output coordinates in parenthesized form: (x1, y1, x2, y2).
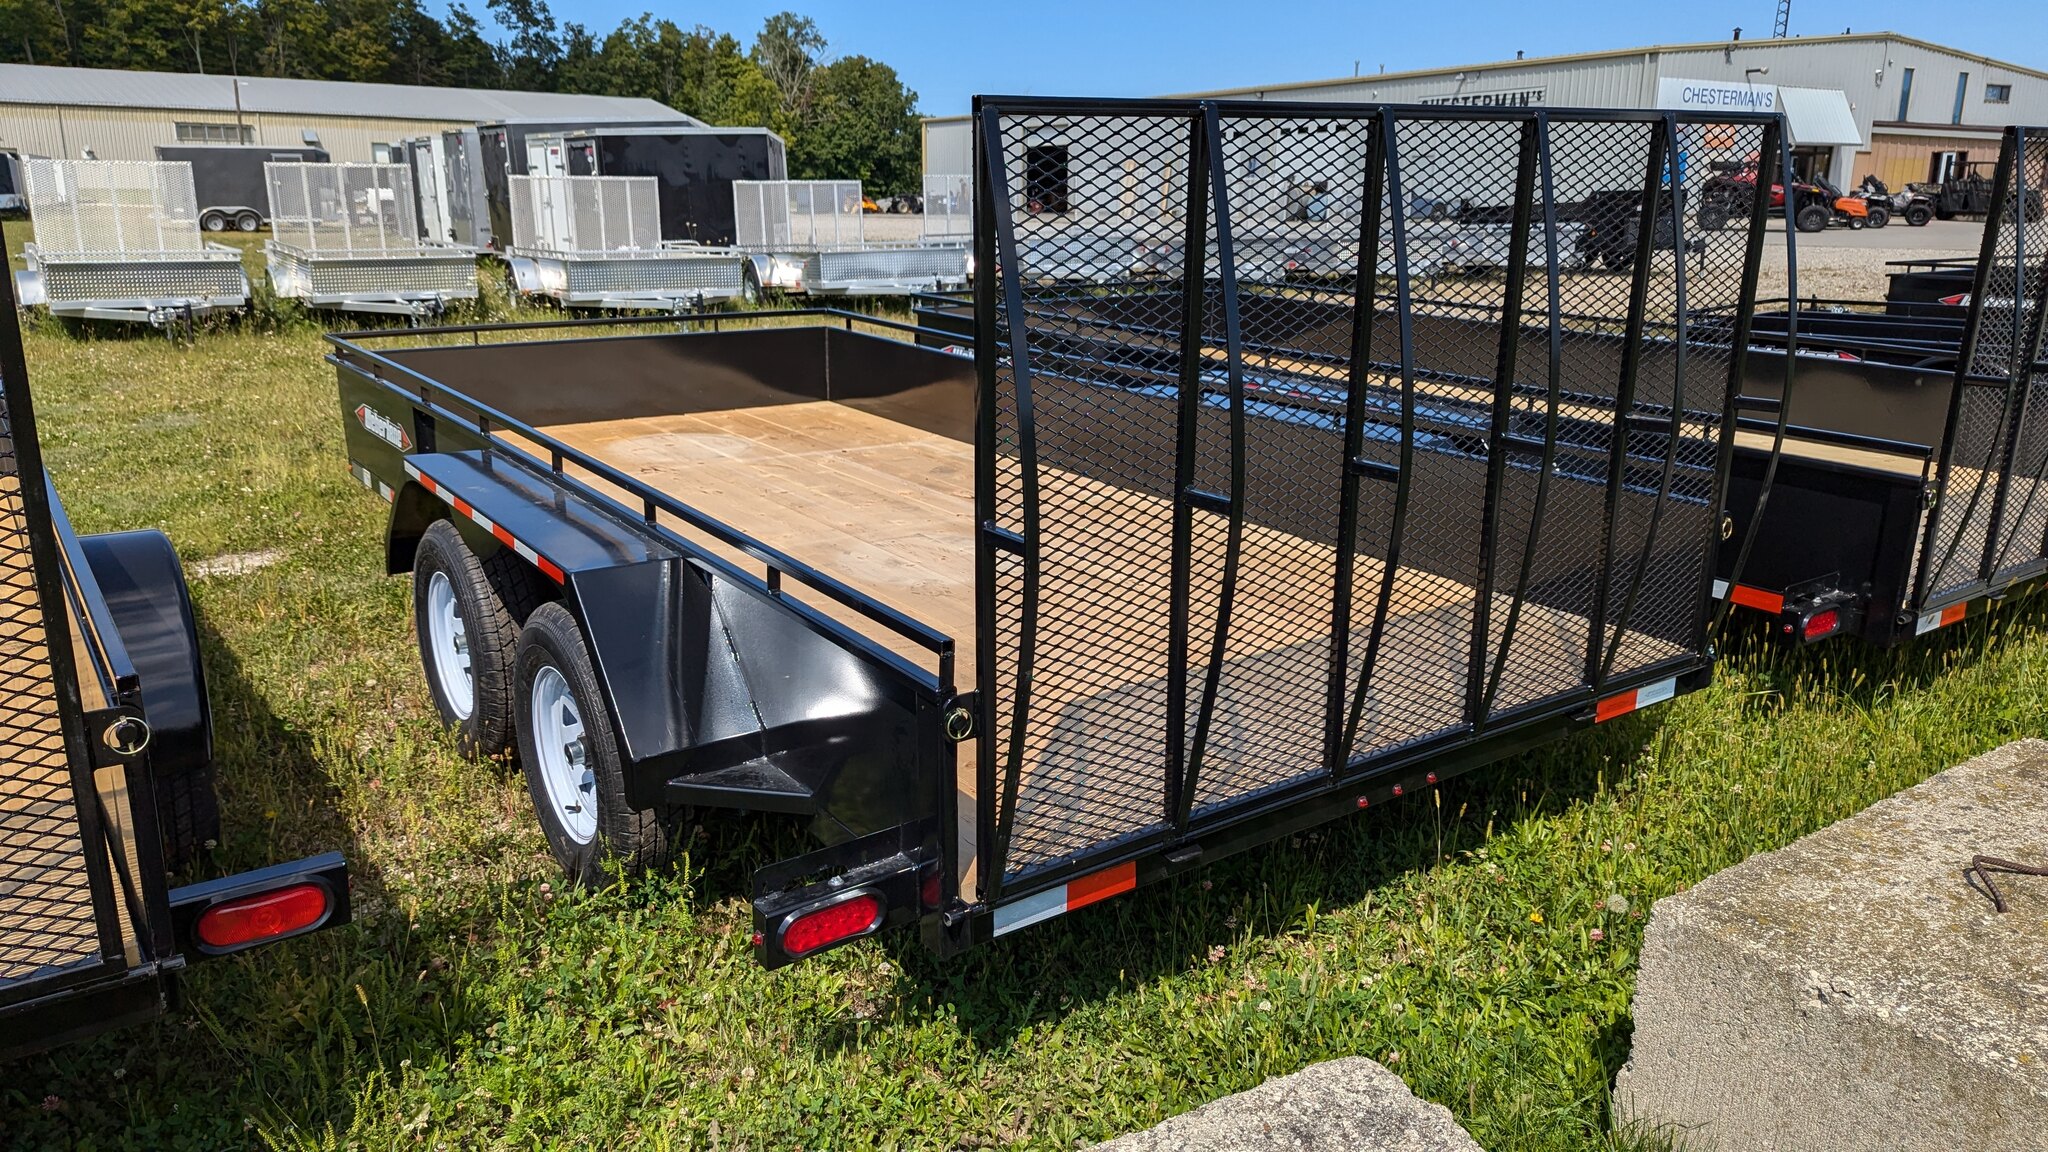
(0, 0, 71, 65)
(790, 54, 919, 193)
(749, 11, 821, 123)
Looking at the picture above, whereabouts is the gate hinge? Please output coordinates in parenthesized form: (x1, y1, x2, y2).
(942, 692, 980, 743)
(86, 706, 151, 768)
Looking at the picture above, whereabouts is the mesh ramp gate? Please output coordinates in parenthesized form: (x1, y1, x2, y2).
(1913, 128, 2048, 610)
(18, 160, 248, 319)
(975, 100, 1785, 899)
(263, 163, 477, 311)
(733, 179, 866, 250)
(509, 174, 660, 255)
(923, 174, 972, 244)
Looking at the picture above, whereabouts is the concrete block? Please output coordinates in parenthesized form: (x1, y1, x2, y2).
(1616, 738, 2048, 1151)
(1093, 1057, 1485, 1151)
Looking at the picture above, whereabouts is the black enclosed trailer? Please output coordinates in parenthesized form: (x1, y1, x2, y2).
(1715, 126, 2048, 647)
(333, 98, 1789, 966)
(554, 126, 788, 247)
(0, 221, 348, 1061)
(476, 117, 700, 254)
(153, 144, 329, 232)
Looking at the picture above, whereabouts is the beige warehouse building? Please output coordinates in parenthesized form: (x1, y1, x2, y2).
(926, 32, 2048, 191)
(0, 63, 681, 164)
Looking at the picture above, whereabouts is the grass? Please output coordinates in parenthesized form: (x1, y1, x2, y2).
(4, 227, 2047, 1150)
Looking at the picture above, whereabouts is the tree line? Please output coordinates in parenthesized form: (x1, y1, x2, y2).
(0, 2, 923, 192)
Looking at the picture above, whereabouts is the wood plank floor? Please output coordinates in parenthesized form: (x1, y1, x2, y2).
(535, 399, 1685, 887)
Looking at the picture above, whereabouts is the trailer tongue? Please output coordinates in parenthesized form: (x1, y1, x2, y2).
(333, 98, 1791, 966)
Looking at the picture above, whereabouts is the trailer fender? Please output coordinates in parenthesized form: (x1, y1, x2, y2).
(77, 529, 212, 781)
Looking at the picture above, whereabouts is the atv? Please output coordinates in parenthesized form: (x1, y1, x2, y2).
(1858, 176, 1934, 228)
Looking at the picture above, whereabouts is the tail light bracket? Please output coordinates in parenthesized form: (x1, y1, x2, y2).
(168, 851, 351, 959)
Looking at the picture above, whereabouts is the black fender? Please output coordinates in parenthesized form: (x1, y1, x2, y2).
(78, 529, 212, 778)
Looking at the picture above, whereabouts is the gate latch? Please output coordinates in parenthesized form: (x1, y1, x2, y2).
(88, 707, 151, 766)
(942, 693, 979, 743)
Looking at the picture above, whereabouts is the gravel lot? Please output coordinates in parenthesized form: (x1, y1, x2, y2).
(1756, 217, 1981, 301)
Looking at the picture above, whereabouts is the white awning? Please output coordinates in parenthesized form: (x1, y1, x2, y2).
(1777, 87, 1864, 148)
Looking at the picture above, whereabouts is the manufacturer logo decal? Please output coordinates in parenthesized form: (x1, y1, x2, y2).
(355, 404, 411, 451)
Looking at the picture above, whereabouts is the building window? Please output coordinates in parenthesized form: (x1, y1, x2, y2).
(1986, 83, 2013, 104)
(1025, 145, 1070, 215)
(1896, 67, 1914, 121)
(174, 121, 253, 144)
(1952, 72, 1970, 125)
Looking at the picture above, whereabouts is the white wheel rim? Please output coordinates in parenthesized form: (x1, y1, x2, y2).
(425, 571, 474, 720)
(531, 665, 596, 844)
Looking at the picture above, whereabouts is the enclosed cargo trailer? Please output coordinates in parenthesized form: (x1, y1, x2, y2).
(152, 143, 329, 232)
(334, 98, 1791, 967)
(1716, 125, 2048, 647)
(477, 117, 700, 254)
(0, 217, 348, 1061)
(14, 159, 249, 327)
(550, 126, 787, 248)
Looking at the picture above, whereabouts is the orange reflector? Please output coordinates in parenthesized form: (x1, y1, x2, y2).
(780, 892, 883, 958)
(1729, 584, 1785, 614)
(196, 883, 330, 950)
(1803, 608, 1840, 641)
(1064, 860, 1137, 912)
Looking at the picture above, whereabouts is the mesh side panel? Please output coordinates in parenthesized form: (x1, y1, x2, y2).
(1924, 132, 2048, 599)
(270, 247, 478, 299)
(509, 175, 660, 254)
(982, 105, 1760, 893)
(810, 247, 969, 283)
(924, 174, 973, 243)
(561, 255, 743, 295)
(37, 257, 249, 305)
(733, 180, 866, 250)
(23, 160, 203, 257)
(265, 163, 424, 256)
(0, 389, 97, 984)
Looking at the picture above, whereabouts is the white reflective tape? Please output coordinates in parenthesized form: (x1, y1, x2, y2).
(1711, 579, 1729, 600)
(469, 510, 496, 535)
(992, 886, 1067, 937)
(1915, 611, 1940, 635)
(403, 461, 422, 482)
(1635, 677, 1677, 709)
(512, 541, 542, 566)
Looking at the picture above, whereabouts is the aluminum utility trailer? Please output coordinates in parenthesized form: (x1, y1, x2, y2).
(504, 174, 745, 310)
(14, 160, 250, 327)
(332, 98, 1791, 967)
(263, 161, 477, 320)
(1716, 125, 2048, 646)
(734, 178, 970, 297)
(0, 221, 348, 1060)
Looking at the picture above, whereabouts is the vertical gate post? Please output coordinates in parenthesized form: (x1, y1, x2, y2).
(1323, 112, 1388, 773)
(1165, 108, 1212, 825)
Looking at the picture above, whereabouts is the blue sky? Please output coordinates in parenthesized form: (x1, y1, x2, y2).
(530, 1, 2046, 116)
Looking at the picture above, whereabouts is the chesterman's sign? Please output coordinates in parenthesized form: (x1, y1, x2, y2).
(1656, 77, 1779, 112)
(1418, 87, 1547, 107)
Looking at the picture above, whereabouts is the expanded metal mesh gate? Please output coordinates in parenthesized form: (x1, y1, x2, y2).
(22, 160, 203, 257)
(733, 179, 865, 250)
(974, 99, 1784, 897)
(923, 174, 972, 244)
(1914, 127, 2048, 608)
(509, 174, 660, 254)
(266, 162, 423, 255)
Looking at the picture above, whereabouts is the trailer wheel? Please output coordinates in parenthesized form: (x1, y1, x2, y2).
(235, 211, 261, 232)
(1906, 204, 1933, 227)
(201, 211, 228, 232)
(412, 520, 536, 758)
(513, 602, 670, 883)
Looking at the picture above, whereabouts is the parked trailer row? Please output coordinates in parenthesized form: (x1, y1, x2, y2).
(336, 99, 1794, 967)
(0, 217, 350, 1061)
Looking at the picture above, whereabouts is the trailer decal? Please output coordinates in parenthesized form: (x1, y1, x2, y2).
(1594, 677, 1679, 724)
(354, 403, 412, 451)
(404, 461, 567, 583)
(1914, 603, 1969, 635)
(992, 860, 1137, 937)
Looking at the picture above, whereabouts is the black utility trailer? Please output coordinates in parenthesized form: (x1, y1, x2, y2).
(333, 98, 1788, 967)
(154, 144, 329, 232)
(1716, 126, 2048, 646)
(0, 223, 348, 1061)
(557, 127, 788, 248)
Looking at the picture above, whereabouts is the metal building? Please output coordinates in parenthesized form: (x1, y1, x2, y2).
(0, 63, 684, 165)
(924, 32, 2048, 190)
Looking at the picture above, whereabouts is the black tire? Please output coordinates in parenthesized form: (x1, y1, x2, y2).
(1866, 205, 1890, 229)
(201, 211, 228, 232)
(1697, 205, 1731, 232)
(1906, 204, 1933, 227)
(1936, 207, 1956, 221)
(513, 602, 671, 884)
(412, 519, 545, 758)
(235, 211, 261, 232)
(1795, 204, 1831, 233)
